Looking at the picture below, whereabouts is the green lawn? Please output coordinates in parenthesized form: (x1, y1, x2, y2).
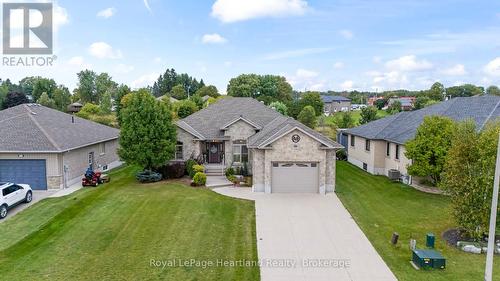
(0, 166, 259, 281)
(325, 109, 388, 126)
(336, 161, 498, 281)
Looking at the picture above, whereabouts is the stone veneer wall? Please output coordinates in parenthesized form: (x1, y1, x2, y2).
(224, 120, 256, 167)
(177, 128, 201, 160)
(251, 129, 336, 194)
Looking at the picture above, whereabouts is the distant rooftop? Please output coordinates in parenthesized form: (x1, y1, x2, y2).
(321, 95, 351, 103)
(346, 95, 500, 144)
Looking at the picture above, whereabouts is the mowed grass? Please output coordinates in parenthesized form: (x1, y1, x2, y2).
(335, 161, 500, 281)
(0, 166, 259, 281)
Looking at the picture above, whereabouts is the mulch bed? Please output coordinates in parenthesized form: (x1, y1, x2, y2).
(443, 228, 500, 246)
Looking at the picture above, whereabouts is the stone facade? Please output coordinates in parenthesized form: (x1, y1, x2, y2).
(177, 128, 202, 160)
(251, 129, 336, 194)
(223, 120, 256, 167)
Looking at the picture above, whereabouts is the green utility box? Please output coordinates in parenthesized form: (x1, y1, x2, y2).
(426, 233, 435, 248)
(412, 249, 446, 269)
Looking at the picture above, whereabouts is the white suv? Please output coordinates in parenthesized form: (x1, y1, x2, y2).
(0, 182, 33, 219)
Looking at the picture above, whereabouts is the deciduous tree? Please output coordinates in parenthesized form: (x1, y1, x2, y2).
(405, 116, 455, 185)
(359, 106, 377, 124)
(269, 101, 288, 116)
(297, 105, 317, 128)
(2, 92, 29, 108)
(441, 120, 500, 238)
(118, 90, 176, 170)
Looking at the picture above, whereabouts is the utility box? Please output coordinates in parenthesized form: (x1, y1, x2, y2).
(412, 249, 446, 269)
(388, 169, 400, 181)
(426, 233, 435, 248)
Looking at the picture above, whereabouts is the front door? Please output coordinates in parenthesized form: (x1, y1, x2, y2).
(207, 142, 223, 163)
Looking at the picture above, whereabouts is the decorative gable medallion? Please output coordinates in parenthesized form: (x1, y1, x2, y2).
(291, 134, 301, 143)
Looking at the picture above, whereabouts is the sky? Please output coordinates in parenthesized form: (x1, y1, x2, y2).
(1, 0, 500, 94)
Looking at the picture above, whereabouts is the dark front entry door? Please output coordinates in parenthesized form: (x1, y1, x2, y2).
(207, 142, 223, 163)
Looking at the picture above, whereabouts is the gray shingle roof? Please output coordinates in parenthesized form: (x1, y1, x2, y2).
(248, 117, 343, 149)
(321, 95, 351, 103)
(178, 97, 283, 140)
(0, 104, 119, 152)
(345, 95, 500, 144)
(178, 97, 342, 149)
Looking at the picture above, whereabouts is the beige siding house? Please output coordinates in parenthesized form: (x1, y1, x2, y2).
(344, 95, 500, 182)
(175, 97, 343, 194)
(0, 104, 121, 190)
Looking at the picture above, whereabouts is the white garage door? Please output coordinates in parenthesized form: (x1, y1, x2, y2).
(271, 162, 319, 193)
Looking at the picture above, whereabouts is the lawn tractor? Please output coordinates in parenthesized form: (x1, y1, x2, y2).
(82, 167, 110, 187)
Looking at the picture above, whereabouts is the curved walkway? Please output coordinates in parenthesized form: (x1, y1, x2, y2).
(213, 187, 397, 281)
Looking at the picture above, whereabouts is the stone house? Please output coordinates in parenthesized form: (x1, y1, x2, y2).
(175, 97, 343, 194)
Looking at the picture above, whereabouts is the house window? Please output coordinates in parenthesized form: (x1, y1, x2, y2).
(365, 140, 371, 151)
(386, 142, 390, 157)
(233, 144, 248, 163)
(363, 163, 368, 171)
(100, 143, 106, 154)
(350, 135, 355, 147)
(395, 145, 400, 160)
(88, 152, 94, 169)
(175, 142, 183, 160)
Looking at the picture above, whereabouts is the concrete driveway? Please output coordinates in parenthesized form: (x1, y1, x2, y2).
(1, 190, 56, 222)
(213, 187, 396, 281)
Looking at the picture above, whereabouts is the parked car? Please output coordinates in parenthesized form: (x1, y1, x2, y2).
(0, 182, 33, 219)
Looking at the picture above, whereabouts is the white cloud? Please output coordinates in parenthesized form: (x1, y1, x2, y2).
(340, 80, 354, 90)
(369, 70, 408, 85)
(153, 57, 162, 63)
(202, 33, 227, 44)
(440, 64, 466, 76)
(385, 55, 433, 72)
(115, 64, 134, 73)
(484, 57, 500, 76)
(296, 68, 318, 78)
(68, 56, 84, 66)
(88, 42, 123, 59)
(224, 61, 233, 67)
(333, 62, 344, 69)
(130, 73, 158, 89)
(97, 7, 116, 18)
(373, 56, 382, 63)
(263, 47, 332, 60)
(143, 0, 152, 12)
(211, 0, 308, 23)
(339, 29, 353, 40)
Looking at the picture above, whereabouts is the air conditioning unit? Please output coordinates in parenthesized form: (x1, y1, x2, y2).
(388, 169, 400, 181)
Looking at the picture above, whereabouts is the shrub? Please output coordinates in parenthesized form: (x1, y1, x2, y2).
(336, 149, 347, 161)
(194, 164, 204, 172)
(225, 167, 235, 177)
(186, 159, 197, 177)
(136, 170, 162, 183)
(155, 162, 185, 179)
(227, 175, 237, 184)
(192, 172, 207, 186)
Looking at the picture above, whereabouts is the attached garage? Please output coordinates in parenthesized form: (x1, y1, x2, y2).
(271, 162, 319, 193)
(0, 159, 47, 190)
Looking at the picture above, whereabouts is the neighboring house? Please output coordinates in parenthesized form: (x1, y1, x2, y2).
(175, 97, 343, 194)
(387, 96, 416, 111)
(156, 95, 179, 103)
(0, 104, 121, 190)
(321, 95, 351, 114)
(343, 95, 500, 182)
(367, 96, 384, 106)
